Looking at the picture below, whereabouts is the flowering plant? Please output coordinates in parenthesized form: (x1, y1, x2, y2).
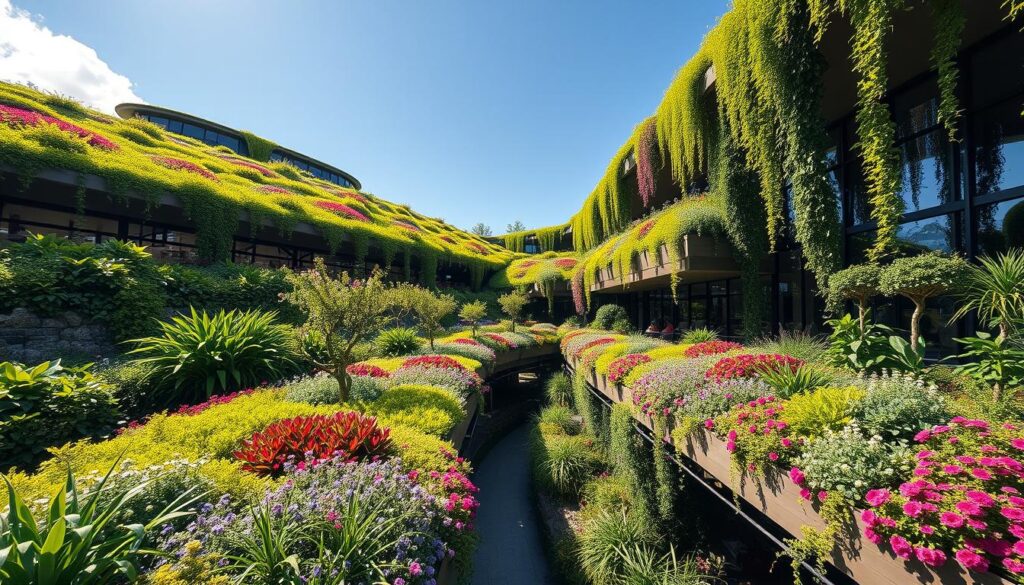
(705, 353, 804, 383)
(861, 418, 1024, 574)
(389, 366, 483, 404)
(637, 219, 656, 239)
(0, 104, 117, 149)
(159, 458, 456, 584)
(713, 396, 794, 474)
(346, 363, 391, 378)
(256, 184, 291, 194)
(175, 389, 256, 416)
(684, 340, 743, 358)
(606, 353, 651, 384)
(394, 220, 421, 232)
(314, 199, 369, 221)
(671, 378, 772, 434)
(795, 423, 913, 504)
(572, 337, 617, 361)
(630, 357, 717, 417)
(150, 156, 217, 181)
(401, 355, 466, 371)
(232, 411, 391, 477)
(219, 155, 275, 177)
(452, 338, 483, 346)
(481, 332, 515, 349)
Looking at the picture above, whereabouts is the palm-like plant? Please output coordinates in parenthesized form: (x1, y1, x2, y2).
(951, 249, 1024, 342)
(128, 307, 296, 404)
(0, 460, 200, 584)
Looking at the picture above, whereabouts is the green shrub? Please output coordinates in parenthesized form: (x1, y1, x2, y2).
(851, 372, 948, 441)
(373, 327, 423, 356)
(0, 360, 121, 469)
(367, 384, 464, 437)
(795, 424, 914, 504)
(98, 360, 156, 419)
(578, 509, 658, 585)
(127, 307, 298, 406)
(284, 374, 341, 405)
(545, 372, 573, 407)
(609, 403, 654, 523)
(537, 404, 581, 435)
(782, 386, 865, 438)
(593, 304, 628, 330)
(542, 434, 599, 497)
(572, 371, 601, 435)
(680, 327, 718, 344)
(758, 364, 837, 398)
(611, 317, 634, 334)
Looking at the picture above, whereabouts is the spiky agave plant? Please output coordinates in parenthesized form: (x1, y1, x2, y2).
(127, 307, 296, 405)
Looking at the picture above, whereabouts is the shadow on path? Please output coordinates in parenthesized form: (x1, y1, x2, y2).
(470, 423, 557, 585)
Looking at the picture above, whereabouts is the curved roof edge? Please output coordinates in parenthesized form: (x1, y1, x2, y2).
(114, 102, 361, 190)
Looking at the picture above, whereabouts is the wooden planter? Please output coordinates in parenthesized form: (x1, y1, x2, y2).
(570, 357, 1013, 585)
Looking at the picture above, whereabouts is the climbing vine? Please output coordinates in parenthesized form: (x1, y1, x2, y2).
(930, 0, 965, 141)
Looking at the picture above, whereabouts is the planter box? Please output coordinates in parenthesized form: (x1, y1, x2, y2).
(570, 356, 1013, 585)
(447, 397, 478, 451)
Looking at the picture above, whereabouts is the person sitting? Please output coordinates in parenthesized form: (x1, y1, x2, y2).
(645, 321, 660, 336)
(660, 321, 675, 339)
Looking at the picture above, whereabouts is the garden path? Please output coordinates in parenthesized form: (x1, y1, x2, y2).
(470, 423, 557, 585)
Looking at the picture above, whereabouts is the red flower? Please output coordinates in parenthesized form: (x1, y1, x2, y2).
(553, 258, 578, 269)
(175, 389, 256, 416)
(314, 199, 369, 221)
(606, 353, 652, 384)
(233, 411, 391, 477)
(683, 340, 743, 358)
(637, 219, 656, 239)
(705, 353, 803, 383)
(401, 355, 467, 371)
(257, 184, 292, 194)
(0, 104, 117, 150)
(151, 156, 217, 180)
(453, 338, 483, 346)
(393, 220, 420, 232)
(219, 155, 276, 177)
(346, 363, 390, 378)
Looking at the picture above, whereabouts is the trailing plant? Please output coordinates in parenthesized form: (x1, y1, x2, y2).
(610, 403, 655, 524)
(781, 386, 865, 439)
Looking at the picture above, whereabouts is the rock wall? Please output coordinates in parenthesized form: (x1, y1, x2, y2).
(0, 308, 117, 363)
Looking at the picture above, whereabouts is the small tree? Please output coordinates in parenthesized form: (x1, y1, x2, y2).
(284, 259, 397, 403)
(470, 223, 493, 237)
(410, 287, 457, 350)
(951, 249, 1024, 342)
(506, 220, 526, 233)
(879, 253, 969, 352)
(497, 290, 529, 332)
(825, 263, 881, 336)
(459, 300, 488, 337)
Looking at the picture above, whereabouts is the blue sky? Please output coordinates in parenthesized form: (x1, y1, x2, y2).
(6, 0, 728, 234)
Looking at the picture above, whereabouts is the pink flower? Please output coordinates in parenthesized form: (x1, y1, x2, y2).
(1011, 438, 1024, 450)
(1010, 524, 1024, 539)
(966, 490, 995, 507)
(780, 438, 793, 448)
(1004, 558, 1024, 574)
(800, 488, 812, 501)
(768, 452, 779, 461)
(919, 524, 935, 535)
(864, 527, 883, 544)
(956, 500, 983, 516)
(903, 501, 923, 517)
(1001, 507, 1024, 521)
(704, 419, 714, 430)
(1014, 541, 1024, 557)
(971, 468, 994, 480)
(955, 548, 989, 572)
(914, 546, 947, 568)
(789, 467, 805, 485)
(914, 429, 932, 442)
(865, 489, 891, 507)
(890, 535, 913, 560)
(942, 465, 963, 475)
(861, 509, 877, 525)
(975, 538, 1012, 557)
(940, 512, 965, 528)
(818, 490, 828, 502)
(967, 518, 989, 531)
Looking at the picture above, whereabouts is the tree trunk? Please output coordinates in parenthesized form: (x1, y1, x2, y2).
(429, 337, 435, 350)
(998, 321, 1010, 344)
(857, 301, 868, 339)
(334, 369, 351, 404)
(910, 299, 924, 352)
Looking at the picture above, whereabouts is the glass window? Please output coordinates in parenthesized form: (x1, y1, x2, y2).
(895, 213, 962, 255)
(166, 119, 183, 133)
(973, 98, 1024, 196)
(897, 129, 959, 212)
(894, 81, 940, 139)
(971, 32, 1024, 110)
(975, 197, 1024, 257)
(845, 165, 872, 226)
(182, 123, 205, 140)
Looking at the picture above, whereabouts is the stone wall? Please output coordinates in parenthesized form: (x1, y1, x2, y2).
(0, 308, 117, 363)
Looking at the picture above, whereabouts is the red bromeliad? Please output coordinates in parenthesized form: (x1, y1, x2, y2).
(233, 411, 391, 477)
(0, 104, 117, 150)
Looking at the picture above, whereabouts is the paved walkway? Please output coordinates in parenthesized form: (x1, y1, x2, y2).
(471, 423, 557, 585)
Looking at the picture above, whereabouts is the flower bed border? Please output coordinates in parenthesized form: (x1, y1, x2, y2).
(565, 354, 1013, 585)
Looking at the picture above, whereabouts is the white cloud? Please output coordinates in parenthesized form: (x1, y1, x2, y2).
(0, 0, 142, 113)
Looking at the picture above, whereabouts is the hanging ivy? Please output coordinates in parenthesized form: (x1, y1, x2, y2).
(930, 0, 965, 141)
(632, 116, 659, 207)
(239, 131, 276, 162)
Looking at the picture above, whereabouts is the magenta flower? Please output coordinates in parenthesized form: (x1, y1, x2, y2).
(314, 199, 369, 221)
(966, 490, 996, 507)
(902, 501, 923, 517)
(955, 548, 989, 572)
(914, 546, 947, 568)
(864, 488, 891, 508)
(1001, 507, 1024, 521)
(151, 156, 217, 180)
(971, 468, 994, 480)
(1004, 558, 1024, 574)
(940, 511, 965, 528)
(956, 500, 983, 516)
(942, 464, 963, 475)
(789, 467, 805, 485)
(889, 535, 913, 560)
(1011, 438, 1024, 450)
